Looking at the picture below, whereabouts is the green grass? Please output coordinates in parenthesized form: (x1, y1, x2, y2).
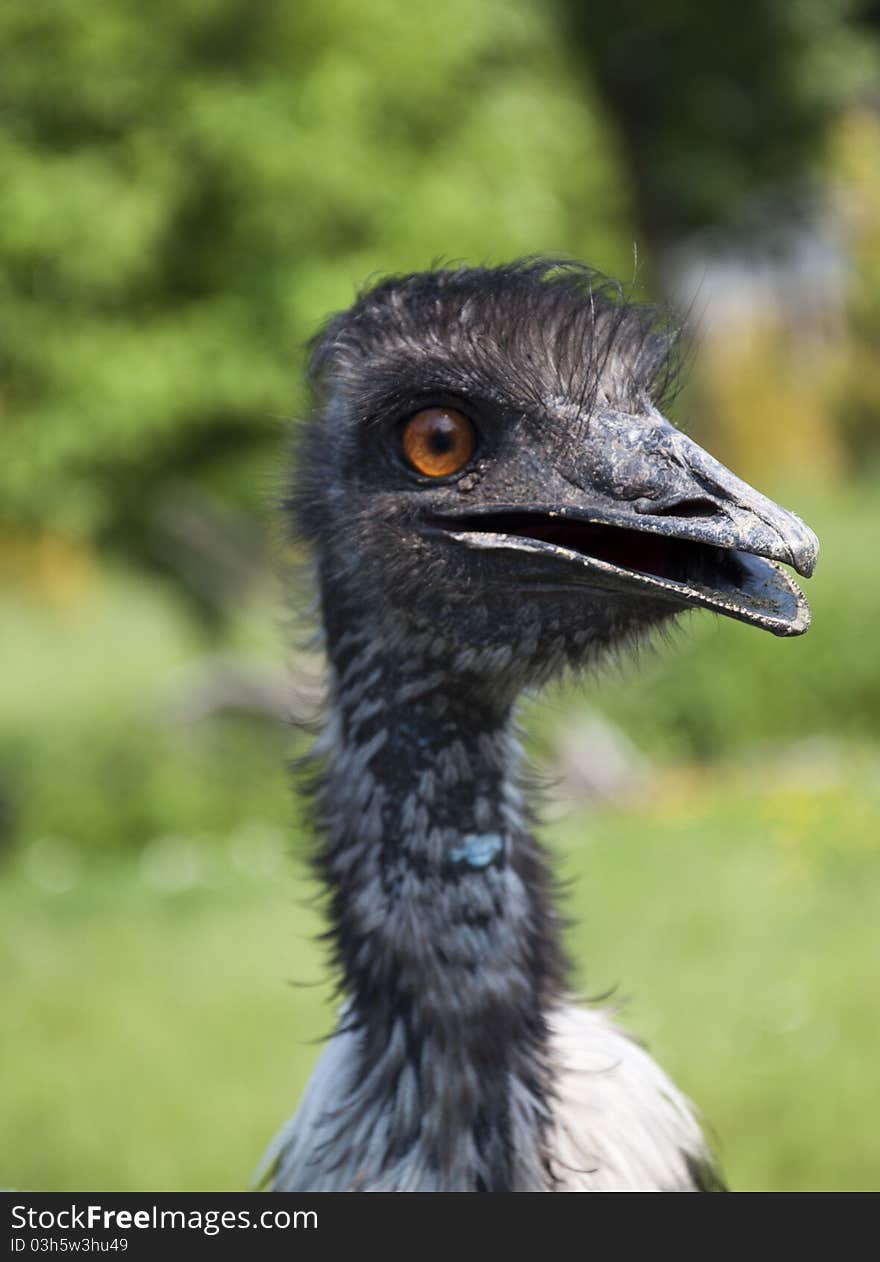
(555, 756, 879, 1191)
(0, 829, 329, 1191)
(2, 758, 877, 1191)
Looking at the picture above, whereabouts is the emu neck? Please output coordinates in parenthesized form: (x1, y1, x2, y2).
(312, 611, 567, 1191)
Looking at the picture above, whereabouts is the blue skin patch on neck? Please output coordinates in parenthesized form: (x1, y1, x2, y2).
(448, 833, 505, 870)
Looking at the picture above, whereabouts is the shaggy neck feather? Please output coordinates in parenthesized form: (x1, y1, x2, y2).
(309, 604, 568, 1190)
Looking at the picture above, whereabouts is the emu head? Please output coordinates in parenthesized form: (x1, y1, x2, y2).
(293, 260, 817, 696)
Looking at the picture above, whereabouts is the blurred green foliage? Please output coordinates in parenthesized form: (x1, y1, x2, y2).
(1, 0, 878, 552)
(0, 0, 627, 543)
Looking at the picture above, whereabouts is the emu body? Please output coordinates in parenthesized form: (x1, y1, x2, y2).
(265, 261, 817, 1191)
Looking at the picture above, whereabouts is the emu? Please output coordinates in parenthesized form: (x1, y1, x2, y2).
(263, 260, 817, 1191)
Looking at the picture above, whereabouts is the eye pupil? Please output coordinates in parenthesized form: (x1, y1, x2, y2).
(401, 407, 476, 478)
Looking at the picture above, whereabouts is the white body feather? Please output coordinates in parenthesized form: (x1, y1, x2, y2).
(264, 1004, 709, 1192)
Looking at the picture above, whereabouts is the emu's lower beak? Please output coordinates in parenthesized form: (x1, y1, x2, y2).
(427, 412, 819, 637)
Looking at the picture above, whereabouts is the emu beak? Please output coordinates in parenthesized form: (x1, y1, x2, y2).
(427, 410, 819, 636)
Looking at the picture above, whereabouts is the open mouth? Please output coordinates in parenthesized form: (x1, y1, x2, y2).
(425, 509, 812, 636)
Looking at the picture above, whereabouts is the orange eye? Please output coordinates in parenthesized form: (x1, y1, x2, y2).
(401, 407, 476, 478)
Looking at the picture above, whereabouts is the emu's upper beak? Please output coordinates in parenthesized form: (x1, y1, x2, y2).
(428, 410, 819, 637)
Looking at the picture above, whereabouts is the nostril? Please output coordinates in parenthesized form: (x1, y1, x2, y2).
(650, 498, 724, 519)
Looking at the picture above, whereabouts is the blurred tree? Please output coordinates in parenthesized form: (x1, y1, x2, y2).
(0, 0, 627, 570)
(3, 0, 878, 581)
(557, 0, 880, 255)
